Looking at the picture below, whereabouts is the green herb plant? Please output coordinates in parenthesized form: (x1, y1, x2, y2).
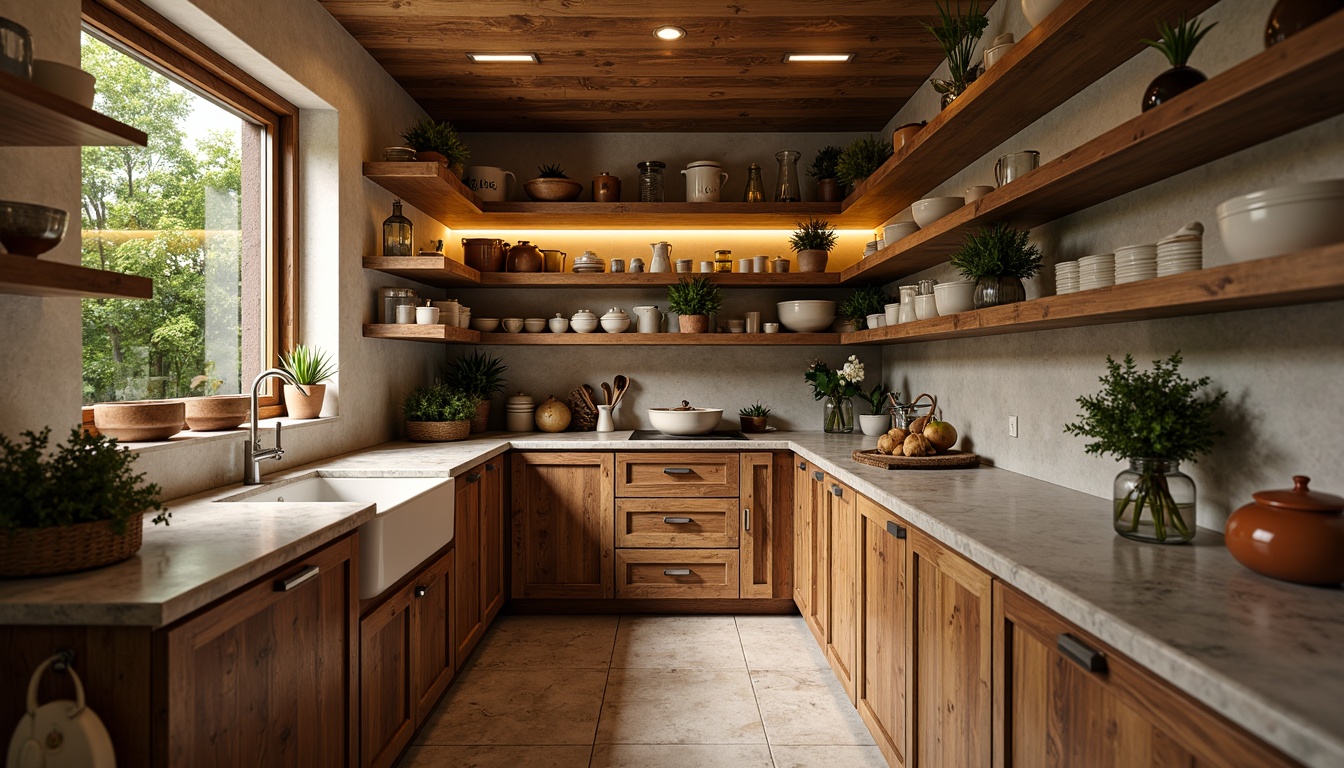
(840, 283, 892, 329)
(536, 164, 569, 179)
(0, 427, 169, 533)
(1143, 14, 1216, 67)
(808, 146, 843, 180)
(949, 222, 1043, 280)
(836, 136, 893, 188)
(738, 402, 771, 418)
(1063, 353, 1227, 542)
(925, 0, 990, 101)
(789, 218, 839, 253)
(279, 344, 338, 385)
(861, 383, 890, 415)
(443, 352, 508, 402)
(666, 276, 723, 317)
(400, 118, 470, 168)
(403, 384, 478, 423)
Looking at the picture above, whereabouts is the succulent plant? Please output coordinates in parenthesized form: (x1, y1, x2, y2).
(739, 402, 771, 418)
(536, 164, 569, 179)
(1143, 14, 1217, 68)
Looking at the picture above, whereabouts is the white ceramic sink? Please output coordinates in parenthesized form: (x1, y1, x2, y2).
(221, 475, 454, 600)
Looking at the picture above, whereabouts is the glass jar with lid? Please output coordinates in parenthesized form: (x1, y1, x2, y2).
(714, 249, 733, 273)
(379, 287, 417, 324)
(636, 161, 666, 202)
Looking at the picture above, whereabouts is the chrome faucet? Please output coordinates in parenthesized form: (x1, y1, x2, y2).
(244, 368, 307, 485)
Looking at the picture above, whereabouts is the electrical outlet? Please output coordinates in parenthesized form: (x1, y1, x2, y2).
(1008, 415, 1019, 438)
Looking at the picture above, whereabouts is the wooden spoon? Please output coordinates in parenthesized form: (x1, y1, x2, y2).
(579, 384, 596, 412)
(601, 382, 613, 406)
(612, 375, 631, 408)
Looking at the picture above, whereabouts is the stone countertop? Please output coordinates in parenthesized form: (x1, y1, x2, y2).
(0, 430, 1339, 765)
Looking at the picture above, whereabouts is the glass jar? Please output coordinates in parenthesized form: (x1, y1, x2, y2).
(1114, 458, 1197, 544)
(897, 285, 918, 323)
(379, 287, 417, 324)
(774, 149, 801, 202)
(382, 198, 413, 257)
(743, 163, 765, 203)
(714, 249, 733, 273)
(823, 396, 854, 433)
(637, 160, 666, 202)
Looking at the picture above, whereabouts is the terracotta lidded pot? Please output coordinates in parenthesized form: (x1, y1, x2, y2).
(1225, 475, 1344, 585)
(506, 240, 544, 272)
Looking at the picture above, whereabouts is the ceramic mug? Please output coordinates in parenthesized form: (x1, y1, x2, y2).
(995, 151, 1040, 186)
(462, 166, 517, 202)
(966, 185, 996, 202)
(682, 161, 729, 203)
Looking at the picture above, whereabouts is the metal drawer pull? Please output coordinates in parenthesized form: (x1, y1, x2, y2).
(813, 471, 825, 482)
(275, 565, 320, 592)
(1057, 633, 1107, 673)
(663, 516, 693, 524)
(885, 521, 907, 539)
(663, 568, 692, 576)
(743, 507, 751, 531)
(414, 585, 429, 598)
(486, 462, 497, 472)
(466, 472, 481, 483)
(831, 484, 843, 497)
(798, 462, 807, 471)
(663, 467, 693, 475)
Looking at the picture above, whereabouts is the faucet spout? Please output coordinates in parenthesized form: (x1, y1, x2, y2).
(244, 368, 304, 485)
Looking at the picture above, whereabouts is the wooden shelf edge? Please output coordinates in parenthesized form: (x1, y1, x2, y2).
(0, 71, 148, 147)
(361, 256, 844, 288)
(476, 332, 843, 346)
(362, 324, 482, 343)
(362, 256, 482, 287)
(0, 255, 153, 299)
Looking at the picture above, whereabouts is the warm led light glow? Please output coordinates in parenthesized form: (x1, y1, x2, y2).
(653, 25, 687, 41)
(784, 53, 855, 63)
(467, 53, 540, 63)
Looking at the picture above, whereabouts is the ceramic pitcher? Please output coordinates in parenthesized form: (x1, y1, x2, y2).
(681, 161, 728, 203)
(649, 241, 673, 272)
(633, 305, 663, 333)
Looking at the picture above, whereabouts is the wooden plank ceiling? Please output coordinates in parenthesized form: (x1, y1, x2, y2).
(317, 0, 948, 132)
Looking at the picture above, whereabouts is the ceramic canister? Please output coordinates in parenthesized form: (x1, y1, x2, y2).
(592, 172, 621, 202)
(681, 160, 729, 203)
(462, 166, 516, 202)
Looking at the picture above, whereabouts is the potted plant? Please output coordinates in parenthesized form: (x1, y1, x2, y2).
(403, 383, 477, 442)
(949, 222, 1043, 308)
(279, 344, 337, 419)
(924, 0, 990, 109)
(808, 146, 844, 203)
(400, 117, 470, 176)
(1141, 14, 1216, 112)
(790, 218, 839, 273)
(841, 283, 892, 331)
(858, 384, 891, 436)
(1064, 353, 1226, 544)
(523, 164, 584, 202)
(805, 355, 865, 433)
(444, 351, 508, 433)
(666, 276, 722, 333)
(738, 402, 772, 433)
(0, 427, 170, 577)
(836, 135, 893, 191)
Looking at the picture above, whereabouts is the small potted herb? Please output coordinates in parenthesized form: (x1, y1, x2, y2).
(858, 384, 891, 436)
(924, 0, 990, 109)
(948, 222, 1043, 309)
(403, 384, 478, 442)
(666, 276, 723, 333)
(840, 283, 892, 331)
(523, 164, 584, 202)
(836, 135, 893, 190)
(1141, 14, 1216, 112)
(789, 218, 839, 273)
(804, 355, 865, 433)
(400, 117, 470, 176)
(808, 146, 844, 202)
(1063, 353, 1226, 544)
(738, 402, 772, 433)
(279, 344, 338, 419)
(444, 351, 508, 432)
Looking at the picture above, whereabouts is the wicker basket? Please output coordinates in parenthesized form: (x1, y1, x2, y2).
(469, 400, 490, 433)
(406, 420, 471, 442)
(0, 513, 144, 578)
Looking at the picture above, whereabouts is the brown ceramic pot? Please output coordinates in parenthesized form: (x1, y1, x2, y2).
(678, 314, 709, 333)
(1264, 0, 1344, 47)
(523, 177, 584, 202)
(796, 249, 829, 273)
(462, 238, 508, 272)
(283, 383, 325, 419)
(592, 172, 621, 202)
(892, 121, 927, 153)
(184, 394, 250, 431)
(506, 240, 544, 272)
(816, 178, 843, 203)
(1225, 475, 1344, 585)
(93, 400, 186, 441)
(739, 416, 769, 433)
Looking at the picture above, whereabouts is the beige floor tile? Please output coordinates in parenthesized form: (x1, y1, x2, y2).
(467, 614, 618, 670)
(591, 743, 775, 768)
(751, 668, 875, 746)
(611, 615, 746, 669)
(736, 615, 829, 671)
(770, 745, 889, 767)
(397, 745, 593, 768)
(415, 668, 607, 745)
(596, 667, 766, 745)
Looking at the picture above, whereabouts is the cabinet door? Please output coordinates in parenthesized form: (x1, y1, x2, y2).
(792, 457, 812, 617)
(908, 529, 992, 768)
(803, 467, 829, 648)
(454, 468, 484, 666)
(511, 452, 615, 599)
(740, 452, 777, 599)
(361, 583, 415, 768)
(411, 548, 455, 723)
(995, 583, 1296, 768)
(825, 475, 859, 703)
(857, 496, 909, 768)
(480, 458, 506, 625)
(161, 535, 356, 767)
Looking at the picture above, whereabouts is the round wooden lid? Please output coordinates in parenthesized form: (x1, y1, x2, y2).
(1252, 476, 1344, 512)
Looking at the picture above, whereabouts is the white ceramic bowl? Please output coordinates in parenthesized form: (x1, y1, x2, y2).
(865, 313, 885, 329)
(548, 316, 569, 333)
(601, 316, 631, 333)
(933, 280, 975, 315)
(524, 317, 548, 333)
(502, 317, 524, 333)
(648, 406, 724, 436)
(883, 222, 920, 244)
(776, 300, 836, 333)
(470, 317, 500, 332)
(913, 294, 939, 321)
(911, 196, 965, 228)
(1216, 179, 1344, 262)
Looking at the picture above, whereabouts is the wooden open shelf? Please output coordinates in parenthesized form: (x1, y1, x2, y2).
(843, 10, 1344, 283)
(362, 256, 842, 288)
(843, 246, 1344, 346)
(0, 71, 147, 147)
(478, 332, 842, 346)
(362, 324, 482, 343)
(837, 0, 1218, 227)
(0, 254, 153, 299)
(363, 256, 482, 288)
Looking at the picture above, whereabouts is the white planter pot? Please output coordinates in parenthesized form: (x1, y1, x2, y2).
(859, 414, 890, 436)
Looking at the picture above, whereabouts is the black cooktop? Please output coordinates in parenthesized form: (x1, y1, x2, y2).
(630, 429, 749, 441)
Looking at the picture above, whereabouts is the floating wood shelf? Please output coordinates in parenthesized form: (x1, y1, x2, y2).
(361, 256, 843, 288)
(362, 256, 481, 287)
(843, 10, 1344, 283)
(0, 254, 153, 299)
(362, 324, 482, 343)
(0, 71, 148, 147)
(477, 332, 843, 346)
(843, 246, 1344, 346)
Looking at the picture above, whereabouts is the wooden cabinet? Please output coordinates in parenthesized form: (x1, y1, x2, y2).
(857, 496, 910, 768)
(825, 475, 860, 702)
(480, 459, 505, 625)
(792, 457, 813, 620)
(511, 452, 615, 599)
(615, 549, 740, 598)
(739, 452, 790, 599)
(616, 451, 740, 497)
(454, 458, 504, 666)
(799, 464, 830, 647)
(410, 550, 455, 721)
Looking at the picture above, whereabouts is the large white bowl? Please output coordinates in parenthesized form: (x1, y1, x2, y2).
(1216, 179, 1344, 262)
(776, 300, 836, 333)
(912, 196, 965, 228)
(648, 407, 724, 435)
(933, 280, 975, 314)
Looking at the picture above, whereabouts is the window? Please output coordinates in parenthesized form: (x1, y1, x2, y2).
(79, 0, 296, 421)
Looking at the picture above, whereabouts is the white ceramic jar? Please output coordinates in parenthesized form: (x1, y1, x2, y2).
(570, 309, 598, 333)
(600, 307, 631, 333)
(681, 160, 728, 203)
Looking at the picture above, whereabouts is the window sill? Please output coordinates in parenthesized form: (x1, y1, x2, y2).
(118, 416, 340, 454)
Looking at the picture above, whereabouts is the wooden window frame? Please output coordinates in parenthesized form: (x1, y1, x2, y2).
(80, 0, 299, 429)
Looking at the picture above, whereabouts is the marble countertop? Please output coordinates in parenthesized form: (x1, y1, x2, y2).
(1, 430, 1339, 765)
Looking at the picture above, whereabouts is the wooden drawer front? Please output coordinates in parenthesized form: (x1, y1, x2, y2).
(616, 498, 740, 548)
(616, 549, 740, 598)
(616, 452, 739, 498)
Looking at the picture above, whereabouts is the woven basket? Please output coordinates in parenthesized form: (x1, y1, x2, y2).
(406, 420, 471, 442)
(0, 513, 144, 578)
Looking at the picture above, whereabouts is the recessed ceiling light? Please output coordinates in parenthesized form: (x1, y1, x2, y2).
(784, 53, 855, 63)
(653, 25, 686, 41)
(467, 53, 540, 63)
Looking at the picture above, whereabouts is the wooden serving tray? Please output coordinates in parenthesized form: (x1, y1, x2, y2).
(852, 448, 980, 470)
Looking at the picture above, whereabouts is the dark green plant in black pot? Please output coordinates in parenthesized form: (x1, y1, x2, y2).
(948, 222, 1042, 308)
(1141, 14, 1216, 112)
(444, 352, 508, 432)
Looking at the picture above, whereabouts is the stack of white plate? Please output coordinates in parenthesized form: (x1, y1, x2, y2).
(1055, 261, 1080, 294)
(1156, 224, 1204, 276)
(1078, 253, 1115, 290)
(1113, 244, 1157, 284)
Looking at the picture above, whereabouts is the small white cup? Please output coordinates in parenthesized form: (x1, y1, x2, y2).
(739, 258, 753, 273)
(699, 260, 714, 272)
(884, 302, 900, 326)
(762, 323, 779, 334)
(753, 255, 768, 273)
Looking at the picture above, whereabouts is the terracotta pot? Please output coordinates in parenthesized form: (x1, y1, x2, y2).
(739, 415, 768, 433)
(184, 394, 250, 431)
(1142, 66, 1207, 112)
(93, 400, 186, 442)
(891, 122, 926, 153)
(462, 238, 508, 272)
(506, 240, 544, 272)
(1226, 476, 1344, 585)
(678, 314, 709, 333)
(283, 383, 325, 419)
(1265, 0, 1344, 47)
(816, 178, 843, 203)
(796, 249, 829, 273)
(470, 399, 491, 433)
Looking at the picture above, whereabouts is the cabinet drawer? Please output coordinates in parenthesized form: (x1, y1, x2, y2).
(616, 498, 740, 548)
(616, 452, 739, 497)
(615, 549, 740, 598)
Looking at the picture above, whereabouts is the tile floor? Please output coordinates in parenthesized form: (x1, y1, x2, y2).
(398, 614, 886, 768)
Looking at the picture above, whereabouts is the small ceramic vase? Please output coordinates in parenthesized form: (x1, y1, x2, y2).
(1226, 476, 1344, 585)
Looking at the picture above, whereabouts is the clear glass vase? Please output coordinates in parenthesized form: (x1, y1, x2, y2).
(774, 150, 801, 202)
(823, 396, 854, 433)
(1113, 458, 1196, 544)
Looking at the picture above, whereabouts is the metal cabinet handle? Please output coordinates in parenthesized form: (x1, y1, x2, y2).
(831, 484, 843, 497)
(812, 471, 825, 482)
(1057, 633, 1107, 673)
(743, 507, 751, 531)
(663, 467, 693, 475)
(885, 521, 907, 539)
(274, 565, 319, 592)
(663, 568, 692, 576)
(486, 462, 497, 472)
(466, 472, 481, 483)
(414, 585, 429, 598)
(798, 461, 807, 471)
(662, 516, 693, 524)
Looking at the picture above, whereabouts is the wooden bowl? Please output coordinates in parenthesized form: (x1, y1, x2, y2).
(184, 395, 250, 431)
(93, 400, 185, 442)
(523, 178, 584, 202)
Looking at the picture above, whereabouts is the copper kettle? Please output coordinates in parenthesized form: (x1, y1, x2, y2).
(506, 240, 544, 273)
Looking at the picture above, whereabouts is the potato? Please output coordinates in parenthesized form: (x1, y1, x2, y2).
(886, 427, 909, 444)
(903, 433, 934, 457)
(877, 434, 899, 455)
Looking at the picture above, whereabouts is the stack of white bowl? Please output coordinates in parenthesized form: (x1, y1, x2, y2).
(1055, 261, 1080, 294)
(1078, 253, 1115, 290)
(506, 393, 537, 432)
(1113, 244, 1157, 284)
(1156, 223, 1204, 276)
